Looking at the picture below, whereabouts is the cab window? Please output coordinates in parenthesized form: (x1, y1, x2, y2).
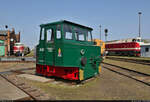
(64, 24, 73, 40)
(57, 25, 61, 39)
(78, 33, 85, 41)
(137, 39, 141, 42)
(86, 31, 92, 41)
(46, 28, 54, 42)
(74, 27, 85, 41)
(40, 28, 44, 40)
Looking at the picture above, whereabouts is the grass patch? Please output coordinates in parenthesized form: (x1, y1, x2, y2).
(21, 76, 101, 100)
(25, 50, 34, 57)
(103, 59, 150, 75)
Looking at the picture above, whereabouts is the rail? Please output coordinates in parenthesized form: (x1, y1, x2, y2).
(106, 57, 150, 66)
(0, 57, 36, 62)
(0, 68, 50, 100)
(102, 62, 150, 86)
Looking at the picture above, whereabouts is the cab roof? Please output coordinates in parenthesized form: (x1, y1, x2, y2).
(40, 20, 93, 31)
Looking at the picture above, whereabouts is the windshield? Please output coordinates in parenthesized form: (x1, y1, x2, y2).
(40, 27, 54, 42)
(40, 27, 45, 40)
(86, 31, 92, 41)
(137, 39, 141, 42)
(15, 43, 24, 46)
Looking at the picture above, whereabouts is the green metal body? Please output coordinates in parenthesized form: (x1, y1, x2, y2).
(36, 20, 102, 80)
(0, 40, 5, 56)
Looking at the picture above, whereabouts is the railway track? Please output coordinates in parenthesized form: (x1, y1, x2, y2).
(0, 66, 83, 100)
(0, 69, 51, 100)
(102, 62, 150, 86)
(0, 57, 36, 63)
(106, 57, 150, 66)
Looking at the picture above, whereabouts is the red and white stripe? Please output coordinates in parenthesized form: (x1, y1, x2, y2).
(106, 47, 140, 51)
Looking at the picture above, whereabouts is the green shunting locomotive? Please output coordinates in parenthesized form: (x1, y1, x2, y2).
(36, 20, 102, 81)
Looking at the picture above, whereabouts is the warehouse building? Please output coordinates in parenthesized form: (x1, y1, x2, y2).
(0, 28, 20, 56)
(140, 43, 150, 57)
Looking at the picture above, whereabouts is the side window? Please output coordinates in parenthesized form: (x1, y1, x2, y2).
(86, 31, 92, 41)
(64, 24, 73, 40)
(74, 27, 85, 41)
(145, 48, 149, 52)
(0, 42, 2, 46)
(57, 25, 61, 39)
(40, 28, 44, 40)
(78, 34, 85, 41)
(47, 29, 52, 42)
(57, 31, 61, 39)
(65, 32, 72, 39)
(75, 32, 78, 40)
(46, 29, 54, 42)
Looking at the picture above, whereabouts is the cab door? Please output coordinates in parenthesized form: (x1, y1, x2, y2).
(44, 26, 55, 66)
(37, 28, 45, 65)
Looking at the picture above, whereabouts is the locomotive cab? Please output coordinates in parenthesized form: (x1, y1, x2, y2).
(36, 20, 102, 81)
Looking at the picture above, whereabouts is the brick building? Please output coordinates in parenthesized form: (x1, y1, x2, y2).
(0, 28, 20, 56)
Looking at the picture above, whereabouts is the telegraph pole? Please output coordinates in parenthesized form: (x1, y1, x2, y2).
(99, 25, 101, 40)
(138, 12, 142, 37)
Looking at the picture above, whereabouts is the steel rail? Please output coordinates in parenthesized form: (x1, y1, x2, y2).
(102, 62, 150, 86)
(106, 57, 150, 66)
(0, 57, 36, 63)
(0, 61, 35, 63)
(0, 74, 37, 100)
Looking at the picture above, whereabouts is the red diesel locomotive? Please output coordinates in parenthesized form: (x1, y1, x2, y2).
(13, 43, 30, 56)
(105, 38, 142, 56)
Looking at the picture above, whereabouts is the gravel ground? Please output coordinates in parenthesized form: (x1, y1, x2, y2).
(21, 67, 150, 100)
(1, 63, 150, 100)
(0, 63, 35, 73)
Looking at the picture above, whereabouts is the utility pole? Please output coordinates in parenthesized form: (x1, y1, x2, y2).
(138, 12, 142, 37)
(99, 25, 101, 40)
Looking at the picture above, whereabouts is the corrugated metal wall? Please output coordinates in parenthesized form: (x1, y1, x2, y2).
(0, 40, 5, 56)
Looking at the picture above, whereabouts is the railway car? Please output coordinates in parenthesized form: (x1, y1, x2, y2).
(13, 43, 30, 56)
(36, 20, 102, 81)
(105, 38, 141, 56)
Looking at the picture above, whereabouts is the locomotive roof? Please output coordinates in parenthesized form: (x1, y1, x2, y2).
(40, 20, 93, 30)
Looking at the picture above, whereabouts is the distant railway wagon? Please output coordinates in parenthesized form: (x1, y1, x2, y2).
(105, 38, 141, 56)
(36, 20, 102, 81)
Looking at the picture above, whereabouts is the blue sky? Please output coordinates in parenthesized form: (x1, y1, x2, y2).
(0, 0, 150, 48)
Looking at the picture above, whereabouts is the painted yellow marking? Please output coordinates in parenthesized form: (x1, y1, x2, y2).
(99, 65, 101, 73)
(79, 69, 84, 81)
(58, 48, 62, 57)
